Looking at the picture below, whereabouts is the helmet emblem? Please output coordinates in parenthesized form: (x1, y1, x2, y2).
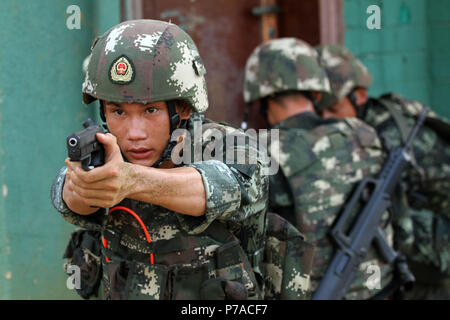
(116, 62, 127, 75)
(110, 55, 134, 84)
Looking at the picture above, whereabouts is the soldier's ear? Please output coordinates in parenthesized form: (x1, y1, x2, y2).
(354, 88, 368, 106)
(176, 101, 191, 120)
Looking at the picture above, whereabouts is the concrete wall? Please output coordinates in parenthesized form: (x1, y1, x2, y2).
(0, 0, 119, 299)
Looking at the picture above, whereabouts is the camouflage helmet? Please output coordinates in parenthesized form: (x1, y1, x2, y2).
(82, 19, 208, 113)
(243, 37, 331, 105)
(315, 44, 372, 110)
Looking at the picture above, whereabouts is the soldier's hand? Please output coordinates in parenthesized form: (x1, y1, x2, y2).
(64, 133, 133, 208)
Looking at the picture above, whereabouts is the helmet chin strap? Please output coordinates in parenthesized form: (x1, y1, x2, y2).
(302, 91, 319, 113)
(259, 98, 269, 127)
(152, 100, 181, 168)
(99, 100, 183, 168)
(99, 100, 107, 122)
(347, 90, 367, 119)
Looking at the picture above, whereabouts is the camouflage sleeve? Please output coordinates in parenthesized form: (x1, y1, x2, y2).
(176, 158, 268, 235)
(50, 166, 106, 231)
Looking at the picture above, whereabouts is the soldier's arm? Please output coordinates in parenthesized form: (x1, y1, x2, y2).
(63, 167, 100, 215)
(51, 166, 106, 230)
(116, 165, 207, 216)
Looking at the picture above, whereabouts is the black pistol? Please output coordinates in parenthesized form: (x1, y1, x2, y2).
(67, 118, 105, 171)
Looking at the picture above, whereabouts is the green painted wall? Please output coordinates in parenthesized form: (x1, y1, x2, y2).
(428, 0, 450, 117)
(0, 0, 119, 299)
(344, 0, 450, 119)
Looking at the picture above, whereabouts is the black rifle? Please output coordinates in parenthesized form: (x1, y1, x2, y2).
(67, 118, 105, 171)
(313, 107, 430, 300)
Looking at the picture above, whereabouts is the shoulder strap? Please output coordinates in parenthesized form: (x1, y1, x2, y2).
(379, 93, 450, 143)
(378, 97, 411, 144)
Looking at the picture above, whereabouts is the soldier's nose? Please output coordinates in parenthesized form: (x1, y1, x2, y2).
(127, 120, 148, 140)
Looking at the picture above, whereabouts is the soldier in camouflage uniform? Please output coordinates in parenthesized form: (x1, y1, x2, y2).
(244, 38, 395, 299)
(51, 19, 272, 300)
(316, 44, 450, 299)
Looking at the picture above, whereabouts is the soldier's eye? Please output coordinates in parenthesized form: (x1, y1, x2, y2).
(113, 109, 124, 116)
(146, 107, 158, 114)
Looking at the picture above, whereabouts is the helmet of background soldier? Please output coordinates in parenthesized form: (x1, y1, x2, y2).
(243, 37, 331, 105)
(315, 44, 372, 111)
(82, 19, 208, 113)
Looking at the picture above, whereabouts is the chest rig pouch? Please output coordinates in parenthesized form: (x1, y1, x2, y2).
(63, 228, 103, 299)
(101, 204, 262, 300)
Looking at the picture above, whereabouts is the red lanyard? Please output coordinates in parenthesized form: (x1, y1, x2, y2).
(102, 206, 154, 264)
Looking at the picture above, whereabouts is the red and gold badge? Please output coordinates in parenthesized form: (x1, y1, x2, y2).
(110, 55, 134, 84)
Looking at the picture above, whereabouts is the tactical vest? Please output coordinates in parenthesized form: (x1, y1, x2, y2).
(63, 207, 316, 300)
(98, 198, 262, 300)
(271, 118, 394, 298)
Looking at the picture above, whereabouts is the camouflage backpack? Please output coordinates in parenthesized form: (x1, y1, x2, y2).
(365, 93, 450, 279)
(366, 93, 450, 218)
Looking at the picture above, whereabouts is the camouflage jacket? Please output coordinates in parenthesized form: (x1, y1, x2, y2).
(363, 93, 450, 277)
(267, 111, 395, 299)
(51, 113, 271, 300)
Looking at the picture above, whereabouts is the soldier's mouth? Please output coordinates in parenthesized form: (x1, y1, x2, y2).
(128, 148, 153, 159)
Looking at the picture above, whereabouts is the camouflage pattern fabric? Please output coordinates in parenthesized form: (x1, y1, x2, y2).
(267, 111, 395, 299)
(263, 212, 315, 300)
(398, 207, 450, 300)
(243, 37, 331, 105)
(315, 44, 372, 111)
(82, 19, 208, 113)
(362, 94, 450, 294)
(52, 113, 275, 300)
(364, 93, 450, 219)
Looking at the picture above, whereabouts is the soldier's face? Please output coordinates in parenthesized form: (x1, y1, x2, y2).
(321, 97, 357, 119)
(103, 101, 172, 167)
